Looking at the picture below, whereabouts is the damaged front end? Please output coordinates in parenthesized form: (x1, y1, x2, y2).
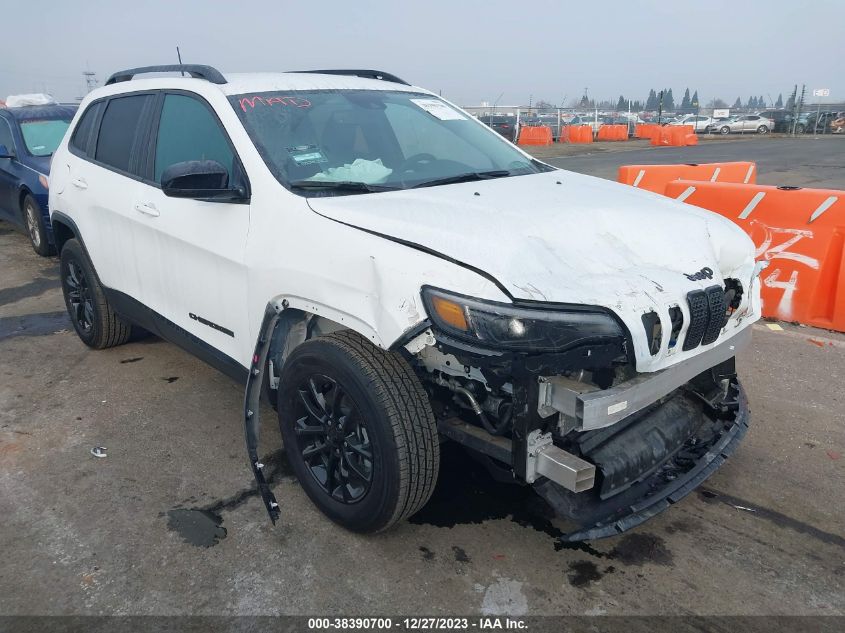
(412, 286, 751, 540)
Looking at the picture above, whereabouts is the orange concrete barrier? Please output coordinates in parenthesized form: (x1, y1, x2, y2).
(650, 125, 697, 147)
(636, 124, 661, 140)
(566, 125, 593, 143)
(665, 180, 845, 332)
(598, 124, 628, 141)
(517, 125, 553, 146)
(617, 161, 757, 194)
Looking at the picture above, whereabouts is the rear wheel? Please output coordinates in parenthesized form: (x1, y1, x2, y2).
(278, 330, 439, 532)
(23, 194, 53, 256)
(757, 125, 769, 134)
(719, 126, 731, 135)
(60, 239, 132, 349)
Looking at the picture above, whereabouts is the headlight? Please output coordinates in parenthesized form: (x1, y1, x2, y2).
(421, 287, 625, 352)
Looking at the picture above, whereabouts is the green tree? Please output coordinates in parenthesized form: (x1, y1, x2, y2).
(680, 88, 691, 113)
(691, 90, 700, 111)
(664, 88, 675, 111)
(645, 89, 658, 110)
(616, 95, 627, 111)
(775, 93, 783, 108)
(732, 97, 742, 110)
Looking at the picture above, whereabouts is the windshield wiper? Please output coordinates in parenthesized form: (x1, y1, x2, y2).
(410, 170, 511, 189)
(289, 180, 400, 193)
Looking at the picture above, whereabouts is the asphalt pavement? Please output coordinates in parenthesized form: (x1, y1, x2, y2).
(0, 138, 843, 617)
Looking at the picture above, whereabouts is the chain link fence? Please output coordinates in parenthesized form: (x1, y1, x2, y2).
(461, 101, 845, 142)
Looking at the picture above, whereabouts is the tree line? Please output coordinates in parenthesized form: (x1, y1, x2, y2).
(569, 88, 789, 112)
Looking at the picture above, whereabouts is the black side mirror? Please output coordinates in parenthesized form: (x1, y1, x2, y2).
(0, 144, 14, 159)
(161, 160, 247, 202)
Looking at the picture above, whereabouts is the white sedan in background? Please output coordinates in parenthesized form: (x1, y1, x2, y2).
(713, 114, 775, 135)
(668, 115, 714, 132)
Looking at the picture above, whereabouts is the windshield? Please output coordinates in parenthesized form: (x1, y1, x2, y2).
(229, 90, 548, 195)
(20, 119, 71, 156)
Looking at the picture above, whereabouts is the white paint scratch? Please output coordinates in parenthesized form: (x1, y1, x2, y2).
(763, 268, 799, 321)
(675, 186, 696, 203)
(632, 169, 645, 187)
(754, 225, 819, 270)
(738, 192, 766, 219)
(808, 196, 838, 223)
(744, 164, 755, 183)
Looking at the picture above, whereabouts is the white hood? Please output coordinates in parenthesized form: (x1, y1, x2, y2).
(308, 170, 759, 370)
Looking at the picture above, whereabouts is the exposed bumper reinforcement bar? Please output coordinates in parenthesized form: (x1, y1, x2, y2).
(538, 327, 751, 431)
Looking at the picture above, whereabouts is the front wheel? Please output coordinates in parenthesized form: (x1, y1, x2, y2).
(757, 125, 769, 134)
(60, 239, 132, 349)
(277, 330, 439, 533)
(720, 126, 731, 135)
(23, 194, 53, 256)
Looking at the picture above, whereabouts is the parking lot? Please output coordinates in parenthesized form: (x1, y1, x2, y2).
(1, 137, 843, 616)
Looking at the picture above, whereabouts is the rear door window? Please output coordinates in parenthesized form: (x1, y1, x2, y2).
(95, 95, 150, 174)
(153, 94, 234, 183)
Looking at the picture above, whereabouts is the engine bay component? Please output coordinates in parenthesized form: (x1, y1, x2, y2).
(537, 327, 749, 431)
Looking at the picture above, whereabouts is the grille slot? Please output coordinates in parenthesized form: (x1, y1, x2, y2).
(701, 286, 728, 345)
(682, 290, 709, 350)
(682, 284, 727, 351)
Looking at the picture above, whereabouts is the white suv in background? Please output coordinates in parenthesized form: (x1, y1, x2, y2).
(49, 64, 761, 540)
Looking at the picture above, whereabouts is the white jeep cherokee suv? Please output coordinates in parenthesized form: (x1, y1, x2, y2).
(50, 65, 761, 540)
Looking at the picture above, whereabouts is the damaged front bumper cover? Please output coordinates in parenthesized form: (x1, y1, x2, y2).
(535, 385, 749, 541)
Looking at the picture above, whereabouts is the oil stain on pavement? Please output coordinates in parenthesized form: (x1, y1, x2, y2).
(164, 450, 295, 547)
(166, 508, 227, 547)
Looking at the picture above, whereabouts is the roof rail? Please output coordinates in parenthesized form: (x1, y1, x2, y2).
(287, 69, 410, 86)
(105, 64, 227, 86)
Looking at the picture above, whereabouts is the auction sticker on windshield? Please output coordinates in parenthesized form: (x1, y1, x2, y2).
(410, 98, 466, 121)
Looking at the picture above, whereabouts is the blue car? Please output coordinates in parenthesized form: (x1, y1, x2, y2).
(0, 103, 77, 255)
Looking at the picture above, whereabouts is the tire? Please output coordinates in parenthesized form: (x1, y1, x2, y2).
(719, 126, 730, 135)
(23, 194, 54, 256)
(277, 330, 439, 533)
(59, 239, 132, 349)
(757, 125, 769, 135)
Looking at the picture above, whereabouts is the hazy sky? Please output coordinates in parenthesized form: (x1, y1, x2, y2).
(2, 0, 841, 107)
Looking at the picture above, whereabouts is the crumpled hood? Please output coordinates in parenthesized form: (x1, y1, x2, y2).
(308, 169, 759, 371)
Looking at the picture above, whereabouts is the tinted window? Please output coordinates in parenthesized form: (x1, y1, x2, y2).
(70, 103, 101, 155)
(154, 94, 234, 183)
(96, 95, 149, 173)
(0, 118, 13, 152)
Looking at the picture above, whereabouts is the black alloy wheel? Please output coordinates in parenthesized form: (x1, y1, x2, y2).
(64, 259, 95, 334)
(59, 239, 132, 349)
(277, 330, 439, 533)
(292, 373, 373, 503)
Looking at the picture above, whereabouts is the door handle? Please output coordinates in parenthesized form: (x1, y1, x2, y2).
(134, 202, 160, 217)
(70, 178, 88, 190)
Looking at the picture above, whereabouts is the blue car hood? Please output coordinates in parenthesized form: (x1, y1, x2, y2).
(24, 155, 51, 175)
